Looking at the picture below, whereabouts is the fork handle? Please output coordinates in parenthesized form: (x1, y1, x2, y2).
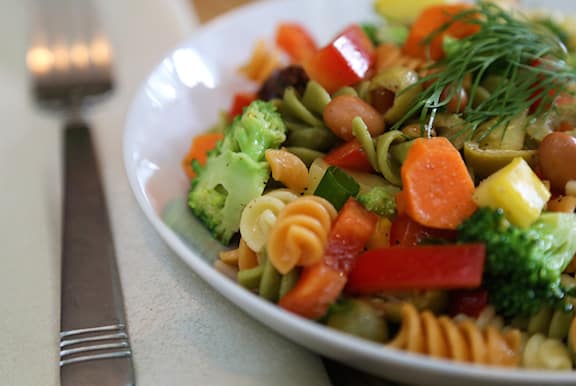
(60, 120, 135, 386)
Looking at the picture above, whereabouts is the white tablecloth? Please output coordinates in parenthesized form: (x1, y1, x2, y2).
(0, 1, 330, 385)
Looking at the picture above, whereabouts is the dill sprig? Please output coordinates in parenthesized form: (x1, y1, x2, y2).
(391, 1, 576, 139)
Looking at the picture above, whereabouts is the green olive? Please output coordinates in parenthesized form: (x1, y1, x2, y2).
(463, 142, 537, 179)
(326, 299, 388, 342)
(474, 113, 527, 150)
(368, 67, 422, 124)
(432, 113, 468, 149)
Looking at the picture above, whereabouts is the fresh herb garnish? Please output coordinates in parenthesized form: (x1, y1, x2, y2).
(391, 1, 576, 140)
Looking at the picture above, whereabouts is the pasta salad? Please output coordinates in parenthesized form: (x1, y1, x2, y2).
(179, 0, 576, 370)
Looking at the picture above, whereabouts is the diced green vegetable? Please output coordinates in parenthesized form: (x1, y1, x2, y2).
(314, 166, 360, 210)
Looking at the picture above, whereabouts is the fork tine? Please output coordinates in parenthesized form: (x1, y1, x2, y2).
(27, 0, 113, 106)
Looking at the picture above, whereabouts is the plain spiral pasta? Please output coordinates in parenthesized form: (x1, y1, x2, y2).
(240, 189, 299, 253)
(389, 303, 522, 367)
(266, 196, 337, 274)
(522, 333, 573, 370)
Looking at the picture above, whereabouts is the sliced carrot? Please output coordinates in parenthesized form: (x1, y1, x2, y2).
(182, 133, 224, 179)
(275, 22, 317, 63)
(403, 4, 479, 60)
(400, 137, 476, 230)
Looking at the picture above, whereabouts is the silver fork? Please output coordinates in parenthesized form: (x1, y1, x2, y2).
(27, 1, 134, 385)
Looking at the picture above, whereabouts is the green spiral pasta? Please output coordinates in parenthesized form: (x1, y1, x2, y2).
(351, 117, 408, 186)
(237, 255, 299, 302)
(279, 81, 338, 152)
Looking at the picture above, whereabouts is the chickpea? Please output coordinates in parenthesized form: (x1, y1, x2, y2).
(538, 132, 576, 192)
(323, 95, 385, 141)
(546, 195, 576, 213)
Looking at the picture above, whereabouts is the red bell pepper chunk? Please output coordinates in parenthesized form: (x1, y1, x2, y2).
(275, 22, 317, 63)
(228, 92, 256, 119)
(389, 214, 457, 247)
(346, 244, 486, 294)
(449, 288, 489, 318)
(278, 263, 346, 320)
(324, 198, 379, 274)
(278, 198, 377, 319)
(304, 24, 375, 93)
(323, 139, 374, 172)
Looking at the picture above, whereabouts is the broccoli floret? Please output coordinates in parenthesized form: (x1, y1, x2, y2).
(458, 208, 576, 317)
(188, 101, 286, 244)
(219, 100, 287, 160)
(356, 185, 400, 217)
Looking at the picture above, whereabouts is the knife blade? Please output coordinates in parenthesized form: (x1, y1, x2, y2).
(59, 121, 134, 386)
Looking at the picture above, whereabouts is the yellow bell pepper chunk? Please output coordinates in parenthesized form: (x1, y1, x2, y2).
(374, 0, 452, 23)
(473, 157, 551, 228)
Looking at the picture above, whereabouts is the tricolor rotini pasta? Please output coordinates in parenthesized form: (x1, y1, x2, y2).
(266, 196, 336, 274)
(240, 189, 299, 253)
(389, 303, 522, 367)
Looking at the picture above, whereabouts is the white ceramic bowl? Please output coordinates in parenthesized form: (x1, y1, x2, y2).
(124, 1, 576, 384)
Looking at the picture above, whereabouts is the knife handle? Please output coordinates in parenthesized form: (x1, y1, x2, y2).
(60, 120, 135, 386)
